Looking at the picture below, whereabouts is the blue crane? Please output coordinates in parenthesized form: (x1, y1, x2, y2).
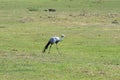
(42, 34, 65, 53)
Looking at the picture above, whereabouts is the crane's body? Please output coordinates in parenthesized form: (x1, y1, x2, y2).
(43, 34, 65, 53)
(49, 37, 60, 44)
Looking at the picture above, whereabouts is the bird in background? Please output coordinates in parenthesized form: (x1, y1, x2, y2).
(42, 34, 65, 54)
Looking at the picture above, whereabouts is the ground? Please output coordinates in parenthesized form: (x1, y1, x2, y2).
(0, 0, 120, 80)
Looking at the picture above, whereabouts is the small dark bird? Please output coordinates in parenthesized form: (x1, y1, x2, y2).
(42, 34, 65, 53)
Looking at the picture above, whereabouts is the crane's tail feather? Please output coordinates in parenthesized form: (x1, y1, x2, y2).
(42, 41, 50, 53)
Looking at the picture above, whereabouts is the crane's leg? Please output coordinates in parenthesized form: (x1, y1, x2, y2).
(56, 44, 60, 54)
(48, 44, 52, 53)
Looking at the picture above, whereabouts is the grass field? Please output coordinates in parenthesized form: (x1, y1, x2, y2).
(0, 0, 120, 80)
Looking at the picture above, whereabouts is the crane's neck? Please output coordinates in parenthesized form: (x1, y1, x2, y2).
(60, 36, 64, 41)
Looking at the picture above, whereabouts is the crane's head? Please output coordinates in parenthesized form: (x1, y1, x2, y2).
(61, 34, 65, 38)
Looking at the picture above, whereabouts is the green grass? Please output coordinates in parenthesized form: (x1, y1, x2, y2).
(0, 0, 120, 80)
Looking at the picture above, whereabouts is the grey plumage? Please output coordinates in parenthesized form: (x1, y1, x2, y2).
(42, 34, 65, 53)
